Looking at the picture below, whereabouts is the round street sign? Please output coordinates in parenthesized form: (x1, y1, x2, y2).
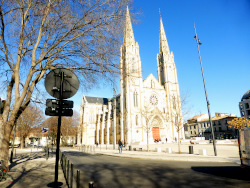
(45, 68, 79, 99)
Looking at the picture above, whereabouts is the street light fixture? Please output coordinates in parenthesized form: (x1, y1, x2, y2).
(194, 24, 217, 156)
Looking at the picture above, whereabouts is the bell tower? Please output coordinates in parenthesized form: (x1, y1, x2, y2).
(157, 17, 183, 139)
(120, 7, 143, 144)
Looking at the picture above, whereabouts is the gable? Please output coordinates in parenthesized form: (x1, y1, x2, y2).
(143, 74, 164, 90)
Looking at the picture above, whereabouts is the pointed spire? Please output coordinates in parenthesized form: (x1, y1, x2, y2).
(123, 6, 135, 45)
(159, 16, 170, 54)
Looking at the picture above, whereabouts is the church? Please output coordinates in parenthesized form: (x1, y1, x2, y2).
(77, 7, 184, 145)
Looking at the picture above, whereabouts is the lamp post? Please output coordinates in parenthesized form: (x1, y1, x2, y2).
(194, 24, 217, 156)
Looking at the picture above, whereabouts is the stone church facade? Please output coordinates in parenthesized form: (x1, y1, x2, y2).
(78, 8, 184, 145)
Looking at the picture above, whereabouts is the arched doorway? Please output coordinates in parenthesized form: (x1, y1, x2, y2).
(151, 116, 162, 141)
(152, 127, 160, 141)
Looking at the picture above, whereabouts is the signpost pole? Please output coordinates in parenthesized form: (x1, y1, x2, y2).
(45, 68, 79, 187)
(54, 71, 64, 186)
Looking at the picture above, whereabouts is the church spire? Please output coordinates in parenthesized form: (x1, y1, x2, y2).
(159, 17, 170, 54)
(123, 6, 135, 45)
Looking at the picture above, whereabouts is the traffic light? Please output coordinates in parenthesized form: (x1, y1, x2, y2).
(45, 99, 73, 116)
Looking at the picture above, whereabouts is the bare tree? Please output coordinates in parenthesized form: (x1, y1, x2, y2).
(61, 111, 79, 145)
(172, 95, 184, 154)
(42, 116, 58, 146)
(41, 111, 79, 146)
(0, 0, 134, 165)
(141, 103, 153, 152)
(180, 91, 192, 123)
(16, 105, 44, 148)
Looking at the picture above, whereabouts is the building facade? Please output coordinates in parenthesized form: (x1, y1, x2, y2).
(184, 113, 237, 140)
(78, 8, 184, 145)
(239, 90, 250, 119)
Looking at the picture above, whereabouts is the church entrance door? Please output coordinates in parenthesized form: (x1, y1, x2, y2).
(152, 127, 160, 141)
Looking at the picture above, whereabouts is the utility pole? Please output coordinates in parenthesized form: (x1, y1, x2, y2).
(194, 24, 217, 156)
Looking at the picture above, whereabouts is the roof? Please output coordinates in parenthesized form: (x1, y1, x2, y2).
(199, 115, 236, 122)
(85, 96, 110, 105)
(187, 114, 206, 121)
(186, 113, 237, 125)
(242, 90, 250, 101)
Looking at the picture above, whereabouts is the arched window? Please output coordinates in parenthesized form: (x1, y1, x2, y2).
(136, 115, 138, 125)
(151, 80, 155, 88)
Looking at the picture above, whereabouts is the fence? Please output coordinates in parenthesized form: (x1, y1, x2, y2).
(59, 150, 94, 188)
(59, 150, 80, 188)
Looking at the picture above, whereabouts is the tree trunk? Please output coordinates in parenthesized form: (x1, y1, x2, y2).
(178, 131, 181, 154)
(147, 130, 149, 152)
(21, 136, 25, 149)
(0, 121, 13, 169)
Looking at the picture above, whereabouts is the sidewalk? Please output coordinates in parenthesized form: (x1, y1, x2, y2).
(0, 148, 67, 188)
(68, 142, 241, 164)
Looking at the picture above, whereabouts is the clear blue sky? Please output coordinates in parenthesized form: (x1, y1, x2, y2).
(73, 0, 249, 119)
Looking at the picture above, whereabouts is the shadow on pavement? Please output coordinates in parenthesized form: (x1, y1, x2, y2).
(191, 166, 250, 181)
(62, 150, 250, 188)
(63, 151, 94, 157)
(9, 151, 46, 170)
(4, 151, 57, 188)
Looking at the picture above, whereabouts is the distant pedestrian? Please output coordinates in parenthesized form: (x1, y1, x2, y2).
(166, 138, 168, 143)
(118, 139, 123, 154)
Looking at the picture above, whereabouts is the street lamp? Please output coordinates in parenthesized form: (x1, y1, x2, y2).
(194, 24, 217, 156)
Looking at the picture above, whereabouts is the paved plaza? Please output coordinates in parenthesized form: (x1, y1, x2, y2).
(0, 140, 242, 187)
(74, 140, 241, 163)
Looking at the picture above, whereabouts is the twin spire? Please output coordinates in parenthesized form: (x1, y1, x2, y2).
(159, 17, 170, 54)
(124, 7, 170, 54)
(123, 6, 135, 46)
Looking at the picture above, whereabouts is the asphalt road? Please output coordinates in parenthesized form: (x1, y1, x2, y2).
(62, 150, 250, 188)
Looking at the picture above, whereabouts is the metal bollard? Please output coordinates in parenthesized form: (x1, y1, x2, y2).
(62, 156, 64, 173)
(67, 160, 69, 184)
(77, 170, 80, 188)
(64, 156, 67, 174)
(70, 163, 74, 188)
(47, 147, 49, 158)
(189, 146, 194, 154)
(129, 145, 132, 151)
(89, 181, 94, 188)
(63, 155, 66, 173)
(61, 154, 64, 167)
